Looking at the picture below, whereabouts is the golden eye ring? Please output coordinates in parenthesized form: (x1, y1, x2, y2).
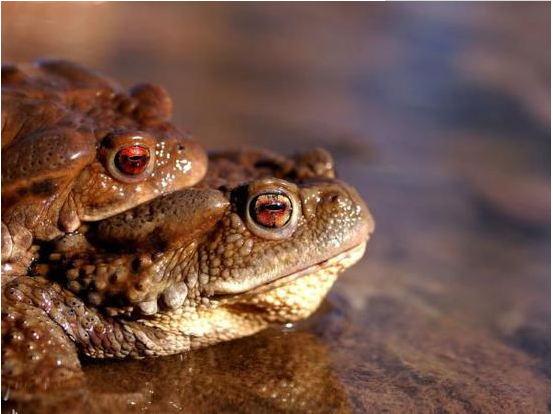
(249, 193, 293, 228)
(245, 179, 300, 240)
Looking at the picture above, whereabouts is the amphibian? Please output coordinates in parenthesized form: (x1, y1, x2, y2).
(2, 59, 207, 279)
(1, 61, 374, 394)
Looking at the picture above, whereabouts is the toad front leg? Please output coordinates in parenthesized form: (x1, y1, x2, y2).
(2, 282, 84, 391)
(2, 276, 187, 392)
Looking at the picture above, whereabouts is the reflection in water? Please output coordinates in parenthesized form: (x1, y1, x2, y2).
(2, 2, 550, 413)
(6, 302, 352, 413)
(5, 292, 550, 413)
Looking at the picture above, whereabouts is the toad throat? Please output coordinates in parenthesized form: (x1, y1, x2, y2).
(138, 242, 367, 339)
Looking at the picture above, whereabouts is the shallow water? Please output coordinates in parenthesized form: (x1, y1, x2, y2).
(2, 3, 550, 413)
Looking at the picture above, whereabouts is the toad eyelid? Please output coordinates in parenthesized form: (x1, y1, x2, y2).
(245, 186, 300, 240)
(104, 143, 156, 183)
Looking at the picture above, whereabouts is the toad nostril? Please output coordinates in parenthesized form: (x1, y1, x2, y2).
(177, 144, 185, 152)
(324, 192, 341, 203)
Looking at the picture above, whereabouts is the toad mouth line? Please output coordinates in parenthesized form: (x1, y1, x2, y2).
(2, 59, 374, 390)
(214, 242, 368, 301)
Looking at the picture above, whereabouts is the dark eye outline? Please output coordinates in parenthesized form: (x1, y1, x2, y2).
(245, 184, 300, 240)
(114, 145, 151, 176)
(249, 193, 292, 228)
(105, 142, 156, 183)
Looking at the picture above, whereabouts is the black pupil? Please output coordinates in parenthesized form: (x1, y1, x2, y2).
(261, 202, 286, 212)
(118, 154, 145, 166)
(115, 147, 149, 175)
(127, 155, 144, 164)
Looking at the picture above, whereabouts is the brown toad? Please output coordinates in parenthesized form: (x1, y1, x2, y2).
(1, 61, 374, 394)
(1, 59, 207, 279)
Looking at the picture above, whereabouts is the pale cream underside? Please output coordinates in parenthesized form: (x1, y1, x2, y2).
(137, 242, 367, 353)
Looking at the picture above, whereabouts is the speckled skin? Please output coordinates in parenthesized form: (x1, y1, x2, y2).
(2, 147, 373, 393)
(1, 60, 373, 394)
(1, 60, 207, 278)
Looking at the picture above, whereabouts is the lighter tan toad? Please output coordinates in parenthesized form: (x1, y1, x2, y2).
(1, 62, 374, 395)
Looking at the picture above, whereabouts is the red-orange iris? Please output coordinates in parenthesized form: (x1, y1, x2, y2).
(115, 145, 151, 176)
(250, 193, 292, 228)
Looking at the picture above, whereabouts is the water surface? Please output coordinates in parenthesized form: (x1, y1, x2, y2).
(2, 3, 550, 412)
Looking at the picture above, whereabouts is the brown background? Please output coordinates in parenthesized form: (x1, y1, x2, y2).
(2, 2, 551, 413)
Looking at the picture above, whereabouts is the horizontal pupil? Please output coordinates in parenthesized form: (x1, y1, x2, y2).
(250, 193, 292, 228)
(116, 147, 149, 175)
(260, 202, 286, 212)
(119, 155, 147, 166)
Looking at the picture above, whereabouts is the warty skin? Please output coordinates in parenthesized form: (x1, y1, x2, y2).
(2, 150, 373, 393)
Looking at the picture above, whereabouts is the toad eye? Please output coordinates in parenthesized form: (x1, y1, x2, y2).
(102, 132, 157, 183)
(250, 193, 292, 228)
(245, 183, 300, 241)
(115, 145, 150, 176)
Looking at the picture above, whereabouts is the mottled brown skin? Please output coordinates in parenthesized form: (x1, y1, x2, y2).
(2, 147, 373, 394)
(1, 60, 373, 395)
(1, 60, 207, 278)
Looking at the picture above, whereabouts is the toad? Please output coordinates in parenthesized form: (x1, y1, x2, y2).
(2, 59, 207, 279)
(1, 61, 374, 393)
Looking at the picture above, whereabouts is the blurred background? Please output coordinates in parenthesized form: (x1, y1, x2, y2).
(2, 2, 551, 413)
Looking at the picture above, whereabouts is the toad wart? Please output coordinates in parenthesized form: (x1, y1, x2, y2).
(2, 59, 207, 279)
(1, 61, 374, 394)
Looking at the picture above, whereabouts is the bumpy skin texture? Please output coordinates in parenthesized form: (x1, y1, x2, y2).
(1, 60, 207, 278)
(2, 147, 373, 394)
(1, 61, 374, 395)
